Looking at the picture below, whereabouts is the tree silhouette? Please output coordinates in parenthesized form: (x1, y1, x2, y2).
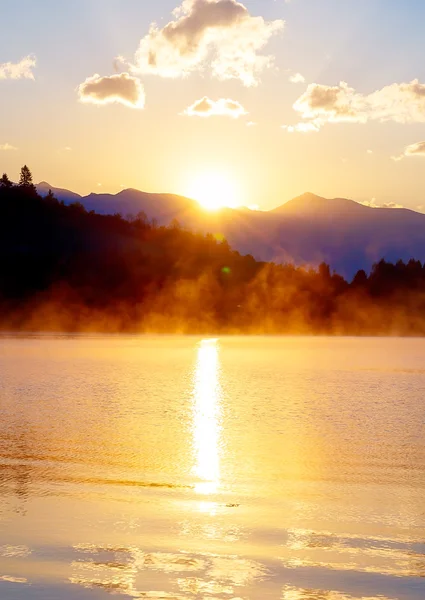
(352, 269, 368, 287)
(0, 173, 12, 189)
(46, 189, 56, 203)
(0, 166, 424, 335)
(18, 165, 37, 196)
(19, 165, 33, 186)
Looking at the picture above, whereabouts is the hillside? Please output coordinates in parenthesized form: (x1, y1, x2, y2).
(36, 183, 425, 278)
(3, 172, 425, 335)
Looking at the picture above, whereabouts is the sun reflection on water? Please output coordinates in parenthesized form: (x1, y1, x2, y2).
(192, 339, 222, 496)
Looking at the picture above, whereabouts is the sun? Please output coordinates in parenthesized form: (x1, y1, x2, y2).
(187, 173, 240, 211)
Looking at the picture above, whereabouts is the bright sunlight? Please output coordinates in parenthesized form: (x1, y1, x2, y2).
(187, 173, 241, 211)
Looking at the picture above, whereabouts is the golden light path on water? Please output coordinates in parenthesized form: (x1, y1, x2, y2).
(2, 336, 425, 599)
(192, 338, 222, 498)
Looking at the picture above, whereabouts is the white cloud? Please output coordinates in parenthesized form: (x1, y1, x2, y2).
(404, 141, 425, 157)
(293, 81, 368, 126)
(361, 197, 403, 209)
(184, 96, 247, 117)
(78, 73, 145, 109)
(131, 0, 284, 86)
(361, 198, 378, 207)
(282, 120, 321, 133)
(392, 140, 425, 162)
(289, 72, 305, 84)
(0, 143, 17, 151)
(382, 202, 403, 208)
(0, 55, 36, 80)
(293, 78, 425, 130)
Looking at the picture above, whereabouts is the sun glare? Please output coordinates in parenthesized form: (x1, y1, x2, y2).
(187, 173, 240, 211)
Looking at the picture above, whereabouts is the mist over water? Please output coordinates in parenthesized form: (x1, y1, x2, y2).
(1, 335, 425, 599)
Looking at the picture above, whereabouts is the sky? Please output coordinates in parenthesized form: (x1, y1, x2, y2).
(2, 0, 425, 211)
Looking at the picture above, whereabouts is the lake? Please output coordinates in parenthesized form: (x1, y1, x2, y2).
(1, 335, 425, 600)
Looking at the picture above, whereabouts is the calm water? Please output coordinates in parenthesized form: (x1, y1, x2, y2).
(1, 336, 425, 600)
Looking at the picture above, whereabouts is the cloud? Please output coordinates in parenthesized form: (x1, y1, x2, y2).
(0, 55, 36, 80)
(361, 197, 403, 209)
(293, 78, 425, 130)
(78, 73, 145, 109)
(361, 198, 378, 207)
(382, 202, 403, 208)
(392, 140, 425, 162)
(403, 141, 425, 157)
(293, 81, 368, 125)
(282, 120, 321, 133)
(131, 0, 284, 86)
(184, 96, 247, 117)
(0, 143, 17, 151)
(289, 72, 305, 84)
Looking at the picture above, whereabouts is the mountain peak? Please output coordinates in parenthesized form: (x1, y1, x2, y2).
(273, 192, 366, 214)
(289, 192, 327, 206)
(38, 181, 52, 188)
(36, 182, 82, 201)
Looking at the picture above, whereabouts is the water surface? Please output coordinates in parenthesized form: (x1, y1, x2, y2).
(1, 335, 425, 599)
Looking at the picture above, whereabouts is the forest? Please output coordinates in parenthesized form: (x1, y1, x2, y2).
(1, 166, 425, 335)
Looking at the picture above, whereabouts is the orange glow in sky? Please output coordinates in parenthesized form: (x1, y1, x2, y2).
(186, 173, 241, 211)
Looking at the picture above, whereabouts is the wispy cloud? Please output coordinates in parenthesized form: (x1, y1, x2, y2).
(392, 140, 425, 162)
(0, 143, 17, 151)
(282, 120, 321, 133)
(382, 202, 403, 208)
(78, 73, 145, 109)
(129, 0, 284, 86)
(292, 79, 425, 131)
(361, 197, 403, 208)
(184, 96, 247, 118)
(0, 55, 36, 80)
(289, 72, 305, 84)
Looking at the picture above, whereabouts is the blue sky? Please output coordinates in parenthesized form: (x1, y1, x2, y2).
(1, 0, 425, 210)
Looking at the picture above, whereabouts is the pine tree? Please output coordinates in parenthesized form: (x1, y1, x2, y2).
(18, 165, 37, 197)
(46, 189, 56, 202)
(19, 165, 34, 187)
(0, 173, 13, 189)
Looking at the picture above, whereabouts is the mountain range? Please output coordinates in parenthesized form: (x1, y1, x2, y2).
(36, 182, 425, 278)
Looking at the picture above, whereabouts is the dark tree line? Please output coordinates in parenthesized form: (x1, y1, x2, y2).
(1, 166, 425, 335)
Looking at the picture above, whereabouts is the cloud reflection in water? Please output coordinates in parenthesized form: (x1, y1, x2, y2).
(69, 544, 266, 599)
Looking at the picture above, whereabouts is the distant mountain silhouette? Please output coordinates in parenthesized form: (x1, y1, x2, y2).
(274, 192, 367, 216)
(268, 193, 425, 276)
(36, 182, 82, 204)
(83, 189, 201, 223)
(36, 184, 425, 277)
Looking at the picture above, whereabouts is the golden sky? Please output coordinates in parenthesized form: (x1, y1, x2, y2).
(2, 0, 425, 211)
